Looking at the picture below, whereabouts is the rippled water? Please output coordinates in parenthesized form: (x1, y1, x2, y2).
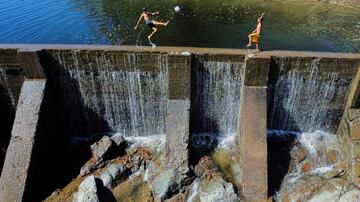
(0, 0, 359, 51)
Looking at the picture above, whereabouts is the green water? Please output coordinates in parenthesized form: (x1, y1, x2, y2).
(0, 0, 359, 51)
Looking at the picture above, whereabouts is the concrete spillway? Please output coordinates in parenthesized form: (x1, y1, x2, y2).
(268, 56, 354, 133)
(0, 44, 359, 201)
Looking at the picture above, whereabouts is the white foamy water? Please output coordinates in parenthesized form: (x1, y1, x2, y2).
(218, 133, 237, 149)
(125, 134, 166, 152)
(298, 130, 336, 156)
(286, 130, 338, 184)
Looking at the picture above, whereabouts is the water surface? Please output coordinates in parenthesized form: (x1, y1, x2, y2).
(0, 0, 359, 51)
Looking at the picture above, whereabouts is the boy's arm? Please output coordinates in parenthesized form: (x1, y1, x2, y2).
(134, 14, 143, 30)
(151, 12, 159, 15)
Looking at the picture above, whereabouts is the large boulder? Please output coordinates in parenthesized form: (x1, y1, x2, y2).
(99, 163, 127, 188)
(151, 169, 181, 201)
(110, 133, 126, 147)
(339, 188, 360, 201)
(197, 177, 238, 202)
(73, 176, 100, 202)
(91, 136, 114, 162)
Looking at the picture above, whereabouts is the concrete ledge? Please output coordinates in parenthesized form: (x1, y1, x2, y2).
(244, 55, 270, 86)
(0, 44, 359, 58)
(238, 86, 268, 200)
(0, 79, 46, 202)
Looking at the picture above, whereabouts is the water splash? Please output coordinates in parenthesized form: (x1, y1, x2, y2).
(125, 134, 166, 152)
(298, 130, 336, 165)
(285, 130, 338, 184)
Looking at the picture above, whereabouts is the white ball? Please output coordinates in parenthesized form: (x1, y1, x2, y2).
(174, 6, 180, 13)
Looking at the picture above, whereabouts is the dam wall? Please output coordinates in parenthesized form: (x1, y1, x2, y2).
(268, 56, 359, 133)
(0, 45, 359, 200)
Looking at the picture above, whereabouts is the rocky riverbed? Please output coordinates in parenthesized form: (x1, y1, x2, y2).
(45, 131, 360, 202)
(272, 131, 360, 202)
(44, 133, 240, 202)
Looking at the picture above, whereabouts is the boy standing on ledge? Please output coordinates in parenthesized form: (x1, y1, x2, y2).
(134, 8, 169, 45)
(246, 13, 265, 52)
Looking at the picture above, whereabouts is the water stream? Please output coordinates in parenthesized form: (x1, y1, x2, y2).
(190, 55, 244, 148)
(269, 57, 351, 133)
(55, 50, 168, 137)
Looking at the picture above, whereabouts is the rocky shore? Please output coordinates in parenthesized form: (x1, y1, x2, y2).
(45, 134, 240, 202)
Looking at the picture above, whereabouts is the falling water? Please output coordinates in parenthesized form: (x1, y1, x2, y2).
(0, 68, 16, 108)
(54, 50, 168, 137)
(269, 58, 351, 133)
(191, 55, 244, 148)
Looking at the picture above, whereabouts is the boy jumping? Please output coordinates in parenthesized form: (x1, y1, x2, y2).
(134, 8, 169, 44)
(246, 13, 265, 52)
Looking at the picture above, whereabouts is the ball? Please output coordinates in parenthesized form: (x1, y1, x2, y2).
(174, 6, 180, 13)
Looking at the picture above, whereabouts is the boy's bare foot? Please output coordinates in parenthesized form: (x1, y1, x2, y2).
(165, 21, 170, 26)
(246, 43, 251, 47)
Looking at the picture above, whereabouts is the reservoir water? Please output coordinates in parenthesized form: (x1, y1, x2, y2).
(0, 0, 359, 52)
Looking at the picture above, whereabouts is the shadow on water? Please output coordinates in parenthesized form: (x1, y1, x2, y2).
(0, 86, 15, 175)
(266, 58, 301, 196)
(23, 51, 114, 201)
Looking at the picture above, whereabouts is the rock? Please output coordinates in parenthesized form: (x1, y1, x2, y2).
(80, 158, 105, 176)
(328, 178, 348, 191)
(301, 162, 312, 174)
(112, 174, 153, 202)
(91, 136, 113, 162)
(324, 161, 347, 179)
(198, 176, 238, 202)
(307, 183, 340, 202)
(279, 176, 327, 202)
(110, 133, 126, 147)
(325, 147, 340, 165)
(99, 172, 112, 189)
(164, 193, 186, 202)
(99, 163, 126, 188)
(287, 142, 308, 173)
(151, 169, 181, 201)
(73, 175, 100, 202)
(80, 136, 115, 176)
(339, 188, 360, 202)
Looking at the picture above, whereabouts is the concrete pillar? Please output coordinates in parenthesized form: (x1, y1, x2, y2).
(238, 86, 268, 201)
(237, 55, 270, 201)
(0, 79, 47, 202)
(165, 54, 191, 174)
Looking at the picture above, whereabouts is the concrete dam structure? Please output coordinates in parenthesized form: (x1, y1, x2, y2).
(0, 44, 359, 201)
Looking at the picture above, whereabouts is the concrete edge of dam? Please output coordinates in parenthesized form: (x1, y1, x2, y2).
(0, 44, 359, 58)
(0, 44, 359, 200)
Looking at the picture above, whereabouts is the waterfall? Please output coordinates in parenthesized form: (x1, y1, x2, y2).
(191, 55, 244, 148)
(0, 68, 16, 108)
(54, 50, 168, 137)
(269, 58, 350, 133)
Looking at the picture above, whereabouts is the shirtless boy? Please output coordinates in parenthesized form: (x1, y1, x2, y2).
(134, 8, 169, 43)
(246, 13, 265, 52)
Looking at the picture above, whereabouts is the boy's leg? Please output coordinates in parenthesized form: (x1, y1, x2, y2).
(246, 35, 252, 46)
(152, 20, 169, 26)
(256, 43, 260, 52)
(148, 27, 158, 39)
